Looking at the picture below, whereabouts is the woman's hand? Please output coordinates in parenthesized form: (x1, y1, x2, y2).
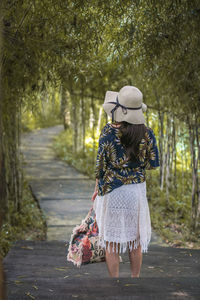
(91, 190, 98, 202)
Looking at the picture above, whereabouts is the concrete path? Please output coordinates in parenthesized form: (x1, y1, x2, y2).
(3, 125, 200, 299)
(21, 125, 93, 241)
(4, 240, 200, 299)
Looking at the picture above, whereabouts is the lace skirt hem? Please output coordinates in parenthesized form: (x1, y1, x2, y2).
(94, 181, 151, 254)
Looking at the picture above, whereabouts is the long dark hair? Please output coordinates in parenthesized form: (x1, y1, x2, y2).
(118, 121, 148, 162)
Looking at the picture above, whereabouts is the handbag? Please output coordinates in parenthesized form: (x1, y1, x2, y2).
(66, 206, 105, 267)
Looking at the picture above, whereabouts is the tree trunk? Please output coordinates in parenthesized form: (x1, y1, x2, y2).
(155, 90, 164, 189)
(0, 8, 7, 223)
(91, 96, 96, 164)
(159, 111, 164, 189)
(172, 116, 177, 190)
(17, 105, 22, 211)
(195, 116, 200, 228)
(0, 6, 7, 297)
(97, 106, 103, 133)
(60, 85, 70, 130)
(81, 89, 85, 152)
(146, 108, 149, 127)
(72, 95, 78, 153)
(181, 145, 184, 196)
(5, 106, 21, 222)
(188, 116, 198, 230)
(165, 114, 171, 205)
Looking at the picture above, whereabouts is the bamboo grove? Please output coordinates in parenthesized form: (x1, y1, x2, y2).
(0, 0, 199, 234)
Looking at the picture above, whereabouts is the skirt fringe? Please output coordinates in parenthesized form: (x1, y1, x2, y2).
(97, 235, 150, 254)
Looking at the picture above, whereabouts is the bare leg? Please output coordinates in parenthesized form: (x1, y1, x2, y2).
(129, 243, 142, 278)
(105, 242, 120, 278)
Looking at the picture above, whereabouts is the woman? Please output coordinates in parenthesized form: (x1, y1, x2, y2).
(92, 86, 160, 278)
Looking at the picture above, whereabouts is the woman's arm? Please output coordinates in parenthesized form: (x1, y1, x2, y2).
(92, 179, 99, 202)
(94, 178, 98, 192)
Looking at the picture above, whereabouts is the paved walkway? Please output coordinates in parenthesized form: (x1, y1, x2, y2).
(3, 126, 200, 299)
(21, 125, 93, 241)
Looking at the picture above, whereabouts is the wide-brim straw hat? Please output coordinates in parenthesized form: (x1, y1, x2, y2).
(103, 86, 147, 124)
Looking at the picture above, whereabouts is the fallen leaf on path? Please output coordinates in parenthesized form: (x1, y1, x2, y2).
(55, 267, 68, 271)
(25, 292, 35, 299)
(124, 284, 136, 287)
(14, 280, 23, 285)
(32, 285, 38, 290)
(172, 291, 189, 297)
(21, 246, 34, 250)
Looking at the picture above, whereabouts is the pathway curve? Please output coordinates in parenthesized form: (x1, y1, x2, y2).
(21, 125, 93, 241)
(3, 125, 200, 299)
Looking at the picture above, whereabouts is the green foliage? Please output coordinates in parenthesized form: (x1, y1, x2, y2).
(0, 182, 46, 257)
(22, 109, 61, 131)
(22, 86, 62, 131)
(53, 129, 97, 179)
(147, 171, 200, 249)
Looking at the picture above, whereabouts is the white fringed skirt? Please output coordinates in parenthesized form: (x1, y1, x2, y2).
(93, 181, 151, 254)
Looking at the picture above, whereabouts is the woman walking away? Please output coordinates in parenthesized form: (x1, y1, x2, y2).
(92, 86, 160, 278)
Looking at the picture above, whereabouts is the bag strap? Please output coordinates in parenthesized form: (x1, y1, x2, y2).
(85, 205, 94, 220)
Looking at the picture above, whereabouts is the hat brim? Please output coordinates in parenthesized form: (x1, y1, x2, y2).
(103, 90, 147, 125)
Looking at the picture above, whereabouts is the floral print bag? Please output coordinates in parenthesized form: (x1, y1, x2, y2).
(67, 206, 105, 268)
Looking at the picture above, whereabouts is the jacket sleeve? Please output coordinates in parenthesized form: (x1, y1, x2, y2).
(144, 129, 160, 170)
(95, 135, 107, 179)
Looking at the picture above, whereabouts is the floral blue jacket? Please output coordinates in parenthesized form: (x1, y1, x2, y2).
(95, 123, 160, 196)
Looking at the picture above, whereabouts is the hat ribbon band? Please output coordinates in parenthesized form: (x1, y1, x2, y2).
(108, 96, 142, 122)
